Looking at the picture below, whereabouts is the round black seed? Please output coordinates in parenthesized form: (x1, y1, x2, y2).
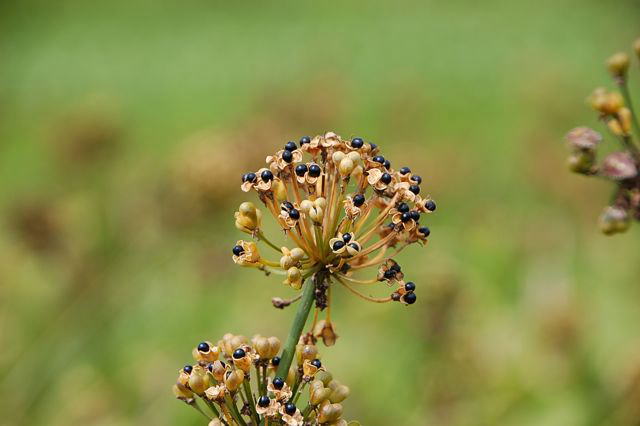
(342, 233, 352, 243)
(404, 292, 417, 304)
(243, 172, 257, 183)
(258, 396, 270, 407)
(409, 184, 420, 195)
(348, 242, 360, 251)
(419, 226, 431, 236)
(271, 356, 281, 366)
(284, 141, 297, 151)
(285, 402, 297, 415)
(207, 363, 214, 372)
(261, 170, 274, 181)
(405, 282, 416, 292)
(332, 240, 345, 251)
(311, 359, 322, 368)
(308, 164, 321, 177)
(233, 348, 246, 359)
(183, 365, 193, 374)
(383, 159, 391, 169)
(272, 377, 285, 390)
(425, 200, 436, 211)
(353, 194, 365, 207)
(372, 155, 385, 164)
(381, 172, 392, 184)
(233, 245, 244, 256)
(351, 137, 364, 148)
(289, 209, 300, 220)
(370, 143, 378, 151)
(197, 342, 210, 352)
(299, 136, 311, 145)
(399, 166, 411, 175)
(391, 292, 401, 301)
(283, 201, 294, 210)
(282, 150, 293, 163)
(410, 211, 421, 221)
(411, 175, 422, 184)
(397, 202, 410, 213)
(384, 269, 396, 279)
(401, 212, 412, 222)
(390, 263, 401, 273)
(295, 164, 308, 177)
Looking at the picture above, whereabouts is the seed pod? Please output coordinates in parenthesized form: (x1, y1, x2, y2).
(290, 247, 305, 261)
(347, 151, 361, 162)
(314, 197, 327, 210)
(300, 199, 314, 213)
(188, 366, 209, 394)
(318, 403, 344, 423)
(193, 342, 219, 363)
(329, 383, 350, 403)
(601, 152, 637, 180)
(567, 151, 595, 174)
(280, 254, 295, 269)
(224, 369, 245, 392)
(313, 320, 338, 346)
(338, 158, 355, 176)
(283, 266, 302, 289)
(607, 52, 630, 78)
(286, 365, 297, 385)
(310, 380, 332, 405)
(309, 206, 324, 223)
(315, 370, 333, 387)
(267, 336, 281, 358)
(173, 383, 195, 403)
(254, 336, 271, 358)
(608, 118, 624, 136)
(599, 206, 630, 235)
(351, 164, 363, 180)
(332, 151, 346, 164)
(210, 360, 226, 381)
(618, 107, 632, 134)
(297, 344, 318, 364)
(232, 351, 252, 373)
(273, 180, 287, 201)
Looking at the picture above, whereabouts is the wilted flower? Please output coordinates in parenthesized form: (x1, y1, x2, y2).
(564, 36, 640, 235)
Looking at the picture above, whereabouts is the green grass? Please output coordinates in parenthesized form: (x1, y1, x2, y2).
(1, 0, 640, 424)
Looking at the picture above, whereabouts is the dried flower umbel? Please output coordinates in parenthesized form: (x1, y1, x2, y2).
(564, 38, 640, 235)
(232, 132, 434, 375)
(174, 334, 359, 426)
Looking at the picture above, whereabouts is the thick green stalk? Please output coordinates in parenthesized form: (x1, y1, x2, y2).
(276, 273, 319, 378)
(243, 380, 260, 425)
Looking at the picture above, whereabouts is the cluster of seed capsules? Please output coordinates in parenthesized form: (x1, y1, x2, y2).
(173, 334, 357, 426)
(565, 37, 640, 235)
(232, 132, 434, 341)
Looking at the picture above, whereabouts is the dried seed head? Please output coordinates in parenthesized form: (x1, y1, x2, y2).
(318, 403, 344, 423)
(607, 52, 630, 78)
(224, 368, 245, 392)
(329, 383, 351, 403)
(173, 383, 195, 403)
(601, 152, 638, 180)
(565, 127, 602, 151)
(313, 320, 338, 346)
(188, 365, 209, 394)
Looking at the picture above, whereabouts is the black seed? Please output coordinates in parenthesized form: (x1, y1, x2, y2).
(258, 396, 270, 407)
(399, 167, 411, 175)
(372, 155, 385, 164)
(183, 365, 193, 374)
(404, 292, 417, 304)
(271, 356, 281, 366)
(284, 141, 297, 151)
(233, 245, 244, 256)
(342, 233, 352, 243)
(282, 201, 294, 211)
(409, 185, 420, 195)
(390, 263, 401, 273)
(348, 242, 360, 251)
(295, 164, 308, 177)
(197, 342, 210, 352)
(425, 200, 436, 211)
(391, 292, 401, 301)
(411, 175, 422, 184)
(384, 269, 396, 279)
(299, 136, 311, 145)
(243, 172, 257, 183)
(272, 377, 285, 390)
(332, 240, 345, 251)
(397, 202, 410, 213)
(261, 170, 274, 181)
(289, 209, 300, 220)
(308, 164, 321, 177)
(405, 282, 416, 292)
(353, 194, 365, 207)
(282, 150, 293, 163)
(383, 159, 391, 169)
(233, 348, 246, 359)
(418, 226, 431, 237)
(285, 402, 297, 415)
(311, 359, 322, 368)
(207, 363, 214, 372)
(410, 211, 420, 221)
(381, 172, 392, 184)
(351, 137, 364, 148)
(401, 212, 412, 222)
(370, 143, 378, 151)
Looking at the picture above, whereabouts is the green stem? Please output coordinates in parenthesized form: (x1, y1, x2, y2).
(260, 364, 268, 395)
(276, 273, 320, 378)
(619, 80, 640, 138)
(202, 397, 221, 418)
(191, 400, 212, 420)
(243, 380, 260, 425)
(225, 394, 248, 426)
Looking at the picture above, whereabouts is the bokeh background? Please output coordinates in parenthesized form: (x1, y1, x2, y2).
(2, 1, 640, 425)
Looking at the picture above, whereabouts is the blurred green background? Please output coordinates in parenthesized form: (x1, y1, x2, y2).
(2, 0, 640, 425)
